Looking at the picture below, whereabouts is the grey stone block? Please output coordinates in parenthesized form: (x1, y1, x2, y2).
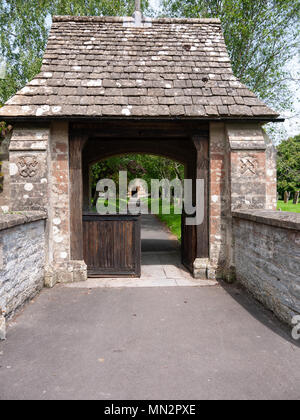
(0, 314, 6, 340)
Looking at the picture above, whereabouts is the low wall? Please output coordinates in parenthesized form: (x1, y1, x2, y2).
(0, 211, 47, 318)
(233, 210, 300, 325)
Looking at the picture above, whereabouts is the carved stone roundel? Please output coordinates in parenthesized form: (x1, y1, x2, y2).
(17, 156, 39, 178)
(240, 156, 257, 176)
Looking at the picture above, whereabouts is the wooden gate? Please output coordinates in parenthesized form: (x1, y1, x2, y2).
(83, 214, 141, 277)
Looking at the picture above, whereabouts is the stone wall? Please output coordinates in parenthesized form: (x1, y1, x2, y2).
(233, 210, 300, 325)
(0, 211, 47, 317)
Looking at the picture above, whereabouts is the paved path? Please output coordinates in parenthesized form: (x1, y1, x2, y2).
(0, 284, 299, 400)
(141, 214, 180, 253)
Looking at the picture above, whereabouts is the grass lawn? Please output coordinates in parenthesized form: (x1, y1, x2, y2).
(157, 209, 182, 242)
(158, 199, 300, 240)
(277, 200, 300, 213)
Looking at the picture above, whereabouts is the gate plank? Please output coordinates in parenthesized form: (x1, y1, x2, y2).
(83, 214, 141, 277)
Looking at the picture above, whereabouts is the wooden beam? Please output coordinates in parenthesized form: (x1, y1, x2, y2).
(192, 135, 209, 259)
(70, 121, 209, 139)
(69, 134, 87, 261)
(82, 138, 194, 166)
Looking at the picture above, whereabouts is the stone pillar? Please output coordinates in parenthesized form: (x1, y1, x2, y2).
(0, 133, 10, 213)
(0, 161, 10, 213)
(224, 122, 273, 281)
(9, 124, 50, 211)
(45, 122, 87, 287)
(226, 123, 267, 211)
(208, 122, 231, 280)
(6, 122, 86, 288)
(264, 132, 277, 210)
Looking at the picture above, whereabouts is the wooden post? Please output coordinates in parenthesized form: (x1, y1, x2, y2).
(69, 134, 87, 261)
(192, 135, 209, 259)
(82, 159, 90, 211)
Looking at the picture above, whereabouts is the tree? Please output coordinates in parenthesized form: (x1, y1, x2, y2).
(90, 154, 184, 204)
(277, 134, 300, 198)
(0, 0, 150, 105)
(162, 0, 300, 113)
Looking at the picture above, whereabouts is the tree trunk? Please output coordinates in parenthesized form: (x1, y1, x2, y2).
(293, 191, 299, 205)
(284, 191, 290, 203)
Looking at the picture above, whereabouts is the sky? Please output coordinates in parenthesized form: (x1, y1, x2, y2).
(150, 0, 160, 8)
(282, 55, 300, 138)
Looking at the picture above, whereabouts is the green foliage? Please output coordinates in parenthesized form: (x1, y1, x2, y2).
(0, 0, 150, 105)
(277, 134, 300, 198)
(153, 198, 182, 241)
(0, 121, 12, 140)
(162, 0, 300, 112)
(91, 155, 147, 194)
(91, 154, 184, 203)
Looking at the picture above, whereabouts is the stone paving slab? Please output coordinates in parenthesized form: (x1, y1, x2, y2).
(0, 284, 299, 400)
(65, 277, 217, 289)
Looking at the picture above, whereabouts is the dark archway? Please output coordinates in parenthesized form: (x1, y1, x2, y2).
(69, 120, 209, 275)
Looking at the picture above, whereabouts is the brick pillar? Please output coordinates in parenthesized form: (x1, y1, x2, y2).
(226, 123, 267, 211)
(225, 123, 272, 281)
(208, 122, 231, 280)
(6, 122, 86, 288)
(8, 124, 50, 211)
(264, 132, 277, 210)
(45, 122, 87, 287)
(0, 161, 10, 213)
(0, 134, 10, 212)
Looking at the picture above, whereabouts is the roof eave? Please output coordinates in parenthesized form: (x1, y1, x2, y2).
(0, 115, 284, 123)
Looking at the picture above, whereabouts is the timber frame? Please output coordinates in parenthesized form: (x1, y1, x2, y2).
(69, 120, 210, 271)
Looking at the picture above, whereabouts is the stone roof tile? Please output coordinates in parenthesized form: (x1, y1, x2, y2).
(0, 15, 279, 120)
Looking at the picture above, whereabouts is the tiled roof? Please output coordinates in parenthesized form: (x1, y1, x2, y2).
(0, 15, 279, 119)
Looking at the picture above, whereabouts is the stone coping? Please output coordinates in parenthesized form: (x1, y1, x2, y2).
(232, 210, 300, 231)
(0, 211, 47, 232)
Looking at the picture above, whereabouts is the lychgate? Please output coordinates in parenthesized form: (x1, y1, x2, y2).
(0, 13, 279, 286)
